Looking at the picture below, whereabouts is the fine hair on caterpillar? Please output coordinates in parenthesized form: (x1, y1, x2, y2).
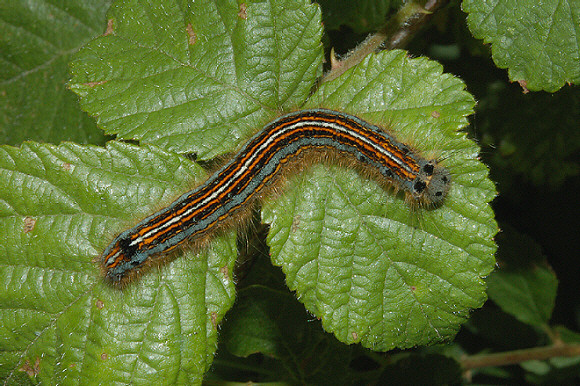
(100, 109, 452, 287)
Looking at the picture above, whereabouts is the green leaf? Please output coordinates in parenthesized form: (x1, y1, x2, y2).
(487, 227, 558, 328)
(556, 326, 580, 344)
(68, 0, 324, 159)
(263, 50, 498, 350)
(0, 0, 110, 145)
(463, 0, 580, 92)
(0, 142, 237, 384)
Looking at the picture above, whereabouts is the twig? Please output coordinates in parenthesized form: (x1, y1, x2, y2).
(323, 0, 451, 83)
(460, 343, 580, 371)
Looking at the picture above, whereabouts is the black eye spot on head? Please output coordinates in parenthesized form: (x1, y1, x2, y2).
(414, 180, 427, 194)
(422, 163, 434, 176)
(442, 175, 449, 183)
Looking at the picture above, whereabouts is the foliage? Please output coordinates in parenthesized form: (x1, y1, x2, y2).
(1, 0, 578, 384)
(463, 0, 580, 92)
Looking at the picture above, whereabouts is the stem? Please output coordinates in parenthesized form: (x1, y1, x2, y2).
(460, 343, 580, 371)
(383, 0, 451, 50)
(323, 0, 451, 83)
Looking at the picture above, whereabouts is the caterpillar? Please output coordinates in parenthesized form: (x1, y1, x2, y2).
(100, 109, 451, 286)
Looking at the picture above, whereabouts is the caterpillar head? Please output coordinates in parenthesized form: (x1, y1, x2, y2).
(412, 160, 451, 207)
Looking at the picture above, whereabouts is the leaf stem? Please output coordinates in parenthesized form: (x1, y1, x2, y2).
(323, 0, 451, 82)
(460, 343, 580, 371)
